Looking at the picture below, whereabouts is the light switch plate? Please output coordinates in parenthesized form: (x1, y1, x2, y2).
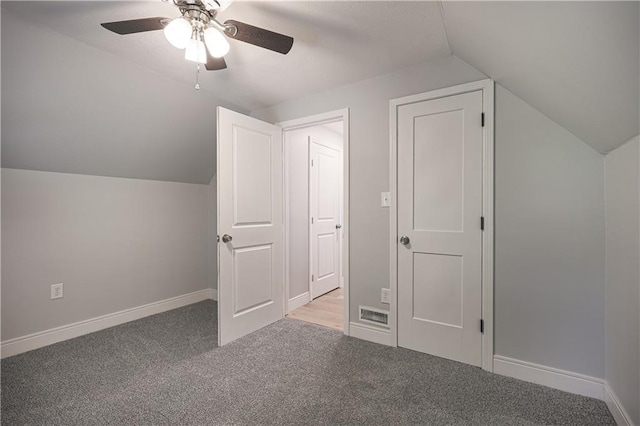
(381, 288, 391, 304)
(381, 192, 390, 207)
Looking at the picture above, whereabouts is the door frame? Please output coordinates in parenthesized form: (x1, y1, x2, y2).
(389, 80, 494, 372)
(277, 109, 350, 335)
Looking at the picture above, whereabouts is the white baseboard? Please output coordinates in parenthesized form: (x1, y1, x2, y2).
(288, 292, 310, 312)
(604, 383, 633, 426)
(1, 288, 216, 359)
(493, 355, 604, 400)
(209, 288, 218, 301)
(349, 321, 392, 346)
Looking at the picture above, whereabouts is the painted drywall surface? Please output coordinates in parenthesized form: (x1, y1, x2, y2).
(285, 128, 310, 300)
(208, 175, 217, 290)
(285, 126, 343, 301)
(1, 10, 245, 185)
(604, 136, 639, 424)
(442, 1, 639, 154)
(494, 86, 605, 378)
(1, 169, 209, 340)
(253, 55, 487, 325)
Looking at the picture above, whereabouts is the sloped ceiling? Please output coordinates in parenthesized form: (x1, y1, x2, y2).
(1, 1, 638, 184)
(1, 1, 451, 112)
(1, 9, 246, 184)
(1, 1, 452, 183)
(442, 1, 639, 154)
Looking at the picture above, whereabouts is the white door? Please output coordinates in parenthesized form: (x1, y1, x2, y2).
(310, 140, 341, 299)
(217, 107, 284, 346)
(397, 90, 483, 366)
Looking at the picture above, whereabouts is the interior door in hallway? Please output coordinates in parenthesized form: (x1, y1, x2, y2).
(217, 107, 284, 346)
(310, 140, 342, 299)
(397, 90, 484, 367)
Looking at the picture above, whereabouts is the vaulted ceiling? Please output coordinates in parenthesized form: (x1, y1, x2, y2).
(2, 1, 638, 183)
(1, 1, 451, 111)
(441, 1, 639, 154)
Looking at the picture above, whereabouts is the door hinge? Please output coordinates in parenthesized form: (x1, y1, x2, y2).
(481, 112, 485, 127)
(311, 217, 314, 224)
(480, 216, 485, 230)
(311, 159, 314, 167)
(480, 319, 484, 333)
(312, 274, 315, 282)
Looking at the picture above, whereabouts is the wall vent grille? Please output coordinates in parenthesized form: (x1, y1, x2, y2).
(359, 306, 389, 327)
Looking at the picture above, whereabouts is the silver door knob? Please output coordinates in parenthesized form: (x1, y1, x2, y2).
(336, 224, 342, 229)
(222, 234, 233, 243)
(399, 235, 410, 245)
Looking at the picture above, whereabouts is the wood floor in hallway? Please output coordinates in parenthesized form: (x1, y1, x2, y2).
(288, 288, 343, 331)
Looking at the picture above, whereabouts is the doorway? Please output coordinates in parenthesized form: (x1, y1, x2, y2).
(216, 108, 349, 346)
(278, 110, 349, 333)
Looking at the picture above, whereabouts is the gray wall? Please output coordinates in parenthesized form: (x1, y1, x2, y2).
(254, 58, 608, 379)
(494, 86, 605, 378)
(253, 55, 487, 322)
(604, 136, 639, 424)
(285, 128, 310, 300)
(1, 168, 209, 340)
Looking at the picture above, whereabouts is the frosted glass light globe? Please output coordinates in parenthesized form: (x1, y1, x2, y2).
(164, 18, 192, 49)
(203, 27, 230, 58)
(185, 38, 207, 64)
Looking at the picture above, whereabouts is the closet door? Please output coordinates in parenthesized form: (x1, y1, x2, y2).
(397, 90, 483, 366)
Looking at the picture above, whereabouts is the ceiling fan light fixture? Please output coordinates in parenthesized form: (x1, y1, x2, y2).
(203, 27, 230, 58)
(164, 17, 191, 49)
(185, 36, 208, 64)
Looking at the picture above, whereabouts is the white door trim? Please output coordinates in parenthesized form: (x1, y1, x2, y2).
(277, 109, 350, 335)
(389, 80, 494, 372)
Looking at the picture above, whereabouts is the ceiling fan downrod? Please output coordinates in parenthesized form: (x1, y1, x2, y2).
(173, 1, 237, 35)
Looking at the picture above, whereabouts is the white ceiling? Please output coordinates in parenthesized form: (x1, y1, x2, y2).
(1, 1, 451, 112)
(442, 1, 639, 153)
(322, 121, 343, 136)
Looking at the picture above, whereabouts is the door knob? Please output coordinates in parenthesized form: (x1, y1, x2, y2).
(222, 234, 233, 243)
(336, 224, 342, 229)
(399, 235, 410, 245)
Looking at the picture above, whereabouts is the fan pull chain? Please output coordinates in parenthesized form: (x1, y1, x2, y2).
(195, 64, 201, 90)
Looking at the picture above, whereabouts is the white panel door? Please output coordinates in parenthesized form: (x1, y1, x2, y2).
(397, 90, 483, 366)
(310, 140, 341, 299)
(217, 107, 283, 346)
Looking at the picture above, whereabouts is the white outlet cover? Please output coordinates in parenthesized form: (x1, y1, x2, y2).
(381, 192, 391, 207)
(51, 283, 64, 300)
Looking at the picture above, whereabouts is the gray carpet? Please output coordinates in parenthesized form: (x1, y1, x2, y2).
(2, 300, 614, 425)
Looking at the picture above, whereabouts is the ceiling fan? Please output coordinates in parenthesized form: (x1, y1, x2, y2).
(101, 0, 294, 71)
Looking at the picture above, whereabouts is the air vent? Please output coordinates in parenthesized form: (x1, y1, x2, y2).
(359, 306, 389, 328)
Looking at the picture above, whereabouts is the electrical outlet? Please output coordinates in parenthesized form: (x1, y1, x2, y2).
(51, 283, 63, 300)
(381, 192, 390, 207)
(381, 288, 390, 304)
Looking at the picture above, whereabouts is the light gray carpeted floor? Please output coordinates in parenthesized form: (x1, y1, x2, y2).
(2, 300, 614, 425)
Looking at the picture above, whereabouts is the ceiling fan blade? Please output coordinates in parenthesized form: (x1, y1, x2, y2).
(205, 54, 227, 71)
(101, 17, 169, 35)
(224, 20, 293, 55)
